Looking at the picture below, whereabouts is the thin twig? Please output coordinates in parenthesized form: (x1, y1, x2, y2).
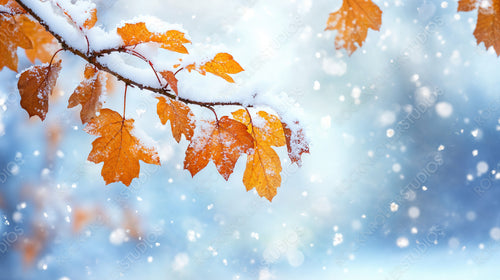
(14, 0, 253, 109)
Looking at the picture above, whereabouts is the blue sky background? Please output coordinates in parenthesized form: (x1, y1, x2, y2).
(1, 0, 500, 279)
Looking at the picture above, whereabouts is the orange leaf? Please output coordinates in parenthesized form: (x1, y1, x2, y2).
(0, 0, 25, 14)
(18, 60, 62, 121)
(160, 70, 179, 95)
(457, 0, 477, 11)
(59, 3, 98, 30)
(233, 109, 286, 201)
(325, 0, 382, 55)
(68, 64, 104, 124)
(156, 96, 195, 142)
(84, 108, 160, 186)
(18, 15, 58, 64)
(83, 8, 97, 29)
(117, 22, 190, 54)
(0, 15, 32, 71)
(459, 0, 500, 56)
(282, 121, 309, 166)
(184, 116, 254, 180)
(188, 53, 244, 83)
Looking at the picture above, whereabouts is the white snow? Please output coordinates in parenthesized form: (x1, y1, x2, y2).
(408, 206, 420, 219)
(333, 233, 343, 246)
(476, 161, 489, 176)
(435, 102, 453, 118)
(396, 237, 409, 248)
(490, 227, 500, 240)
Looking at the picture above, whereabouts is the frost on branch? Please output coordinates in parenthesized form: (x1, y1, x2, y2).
(5, 0, 309, 201)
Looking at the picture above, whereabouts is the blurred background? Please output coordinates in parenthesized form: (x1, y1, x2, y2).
(1, 0, 500, 279)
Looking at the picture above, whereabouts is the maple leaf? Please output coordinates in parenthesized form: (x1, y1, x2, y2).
(325, 0, 382, 55)
(68, 64, 104, 124)
(0, 14, 32, 71)
(186, 52, 244, 83)
(458, 0, 500, 56)
(232, 109, 286, 201)
(117, 22, 191, 54)
(84, 108, 160, 186)
(184, 116, 254, 180)
(156, 96, 195, 142)
(17, 15, 58, 64)
(160, 70, 179, 95)
(18, 60, 62, 121)
(282, 121, 309, 166)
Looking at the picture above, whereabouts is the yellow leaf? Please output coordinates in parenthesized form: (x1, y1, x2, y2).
(232, 109, 286, 201)
(84, 109, 160, 186)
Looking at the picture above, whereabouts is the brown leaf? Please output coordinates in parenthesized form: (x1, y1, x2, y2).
(184, 116, 254, 180)
(233, 109, 286, 201)
(457, 0, 477, 11)
(282, 121, 309, 166)
(68, 64, 104, 124)
(117, 22, 191, 54)
(459, 0, 500, 56)
(0, 0, 26, 14)
(156, 96, 195, 142)
(160, 70, 179, 95)
(84, 108, 160, 186)
(186, 53, 244, 83)
(325, 0, 382, 55)
(18, 15, 58, 64)
(18, 60, 62, 121)
(0, 14, 32, 71)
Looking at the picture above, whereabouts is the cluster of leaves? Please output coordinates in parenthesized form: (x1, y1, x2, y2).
(326, 0, 500, 56)
(2, 0, 309, 201)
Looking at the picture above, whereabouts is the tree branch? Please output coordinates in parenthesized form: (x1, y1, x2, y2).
(14, 0, 253, 108)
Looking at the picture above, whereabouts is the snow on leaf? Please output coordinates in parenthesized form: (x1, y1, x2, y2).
(186, 53, 244, 83)
(83, 8, 97, 29)
(0, 0, 25, 14)
(0, 14, 32, 71)
(68, 64, 104, 124)
(57, 0, 98, 30)
(184, 116, 254, 180)
(18, 15, 58, 64)
(117, 22, 190, 54)
(84, 108, 160, 186)
(458, 0, 500, 56)
(282, 121, 309, 166)
(160, 70, 179, 95)
(156, 96, 195, 142)
(18, 60, 62, 121)
(325, 0, 382, 55)
(233, 109, 286, 201)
